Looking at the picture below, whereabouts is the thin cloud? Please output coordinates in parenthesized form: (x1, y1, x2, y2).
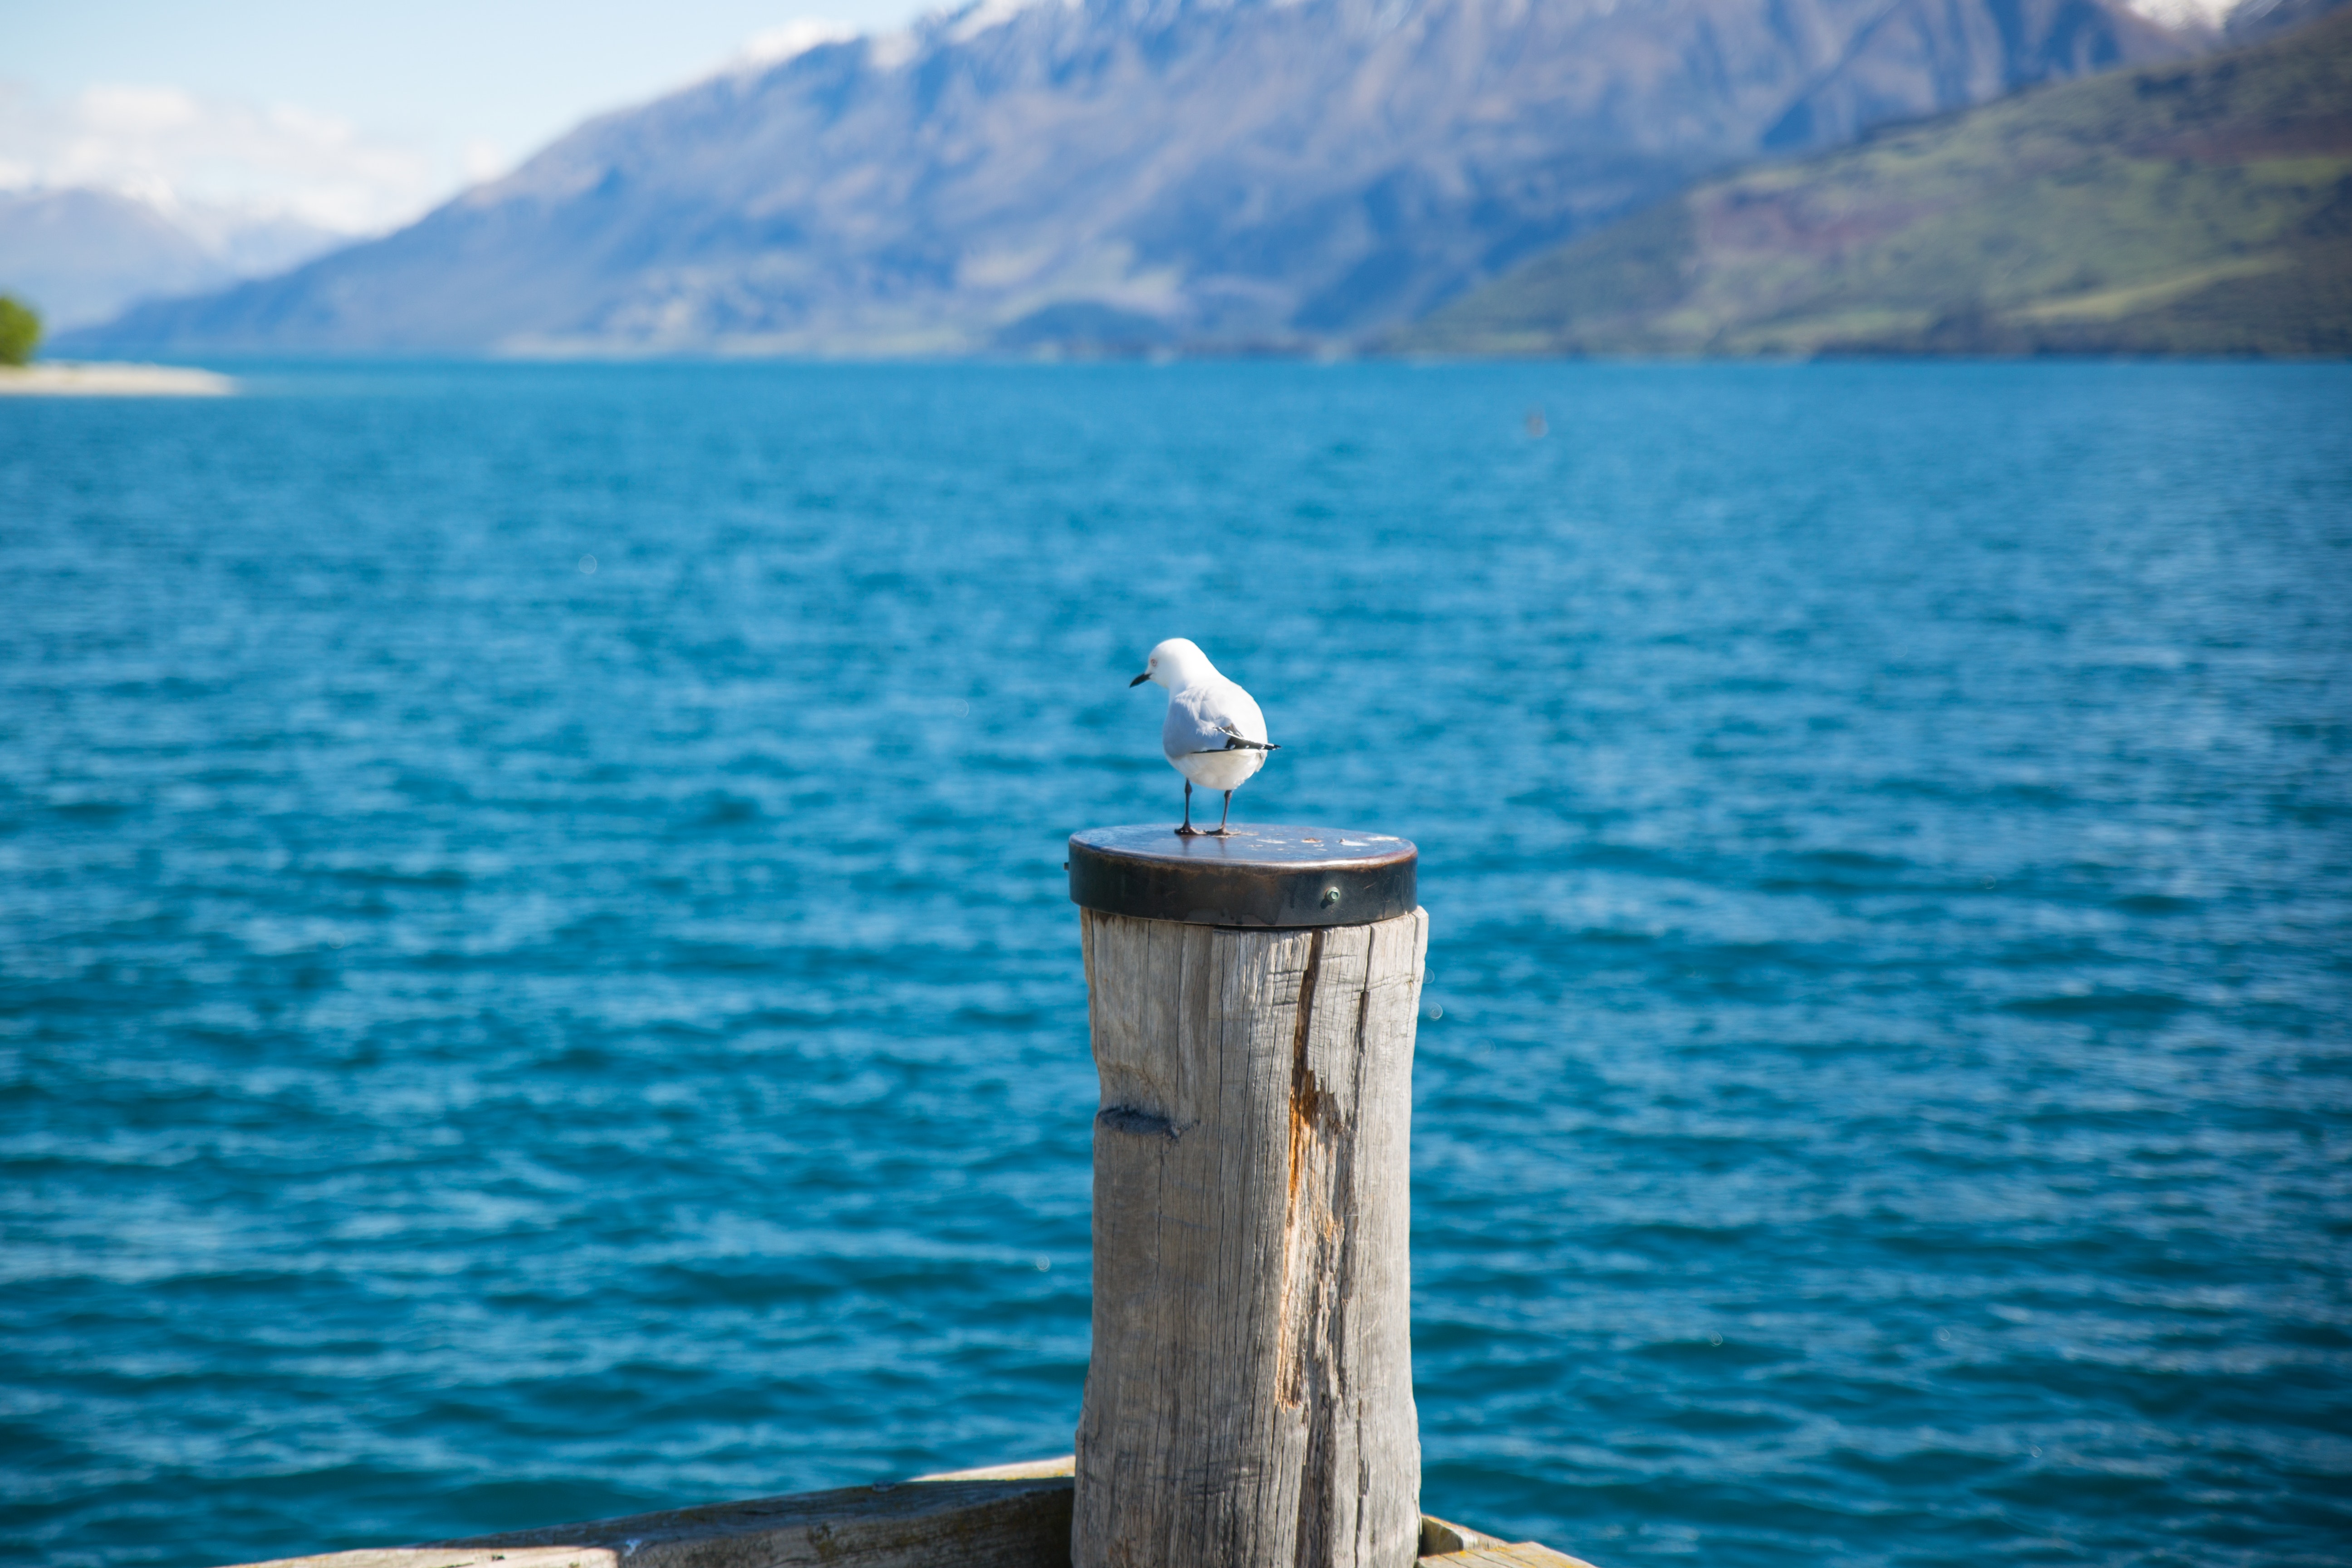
(0, 79, 443, 235)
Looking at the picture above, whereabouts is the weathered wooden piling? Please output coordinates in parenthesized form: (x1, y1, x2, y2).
(1067, 824, 1428, 1568)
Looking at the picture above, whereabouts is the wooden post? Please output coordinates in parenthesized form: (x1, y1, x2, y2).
(1066, 825, 1427, 1568)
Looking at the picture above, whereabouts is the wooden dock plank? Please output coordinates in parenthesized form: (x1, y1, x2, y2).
(216, 1460, 1078, 1568)
(1420, 1545, 1602, 1568)
(1419, 1513, 1601, 1568)
(213, 1457, 1598, 1568)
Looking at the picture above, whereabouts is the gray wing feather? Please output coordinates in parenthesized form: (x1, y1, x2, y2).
(1163, 678, 1277, 760)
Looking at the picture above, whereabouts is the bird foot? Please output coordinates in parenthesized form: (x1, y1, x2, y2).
(1206, 827, 1235, 837)
(1174, 824, 1204, 837)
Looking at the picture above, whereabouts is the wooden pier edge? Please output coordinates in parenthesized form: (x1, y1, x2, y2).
(211, 1457, 1598, 1568)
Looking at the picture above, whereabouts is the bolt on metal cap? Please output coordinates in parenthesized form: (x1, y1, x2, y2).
(1067, 823, 1417, 928)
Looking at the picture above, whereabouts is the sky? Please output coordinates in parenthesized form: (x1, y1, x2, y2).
(2, 0, 933, 234)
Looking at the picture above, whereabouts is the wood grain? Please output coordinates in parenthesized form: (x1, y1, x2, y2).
(1075, 906, 1429, 1568)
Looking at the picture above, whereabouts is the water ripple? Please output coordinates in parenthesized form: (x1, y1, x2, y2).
(1, 361, 2347, 1568)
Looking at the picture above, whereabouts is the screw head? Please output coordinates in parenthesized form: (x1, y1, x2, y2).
(1321, 885, 1342, 907)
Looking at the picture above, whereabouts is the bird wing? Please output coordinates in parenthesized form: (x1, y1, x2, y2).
(1164, 677, 1274, 758)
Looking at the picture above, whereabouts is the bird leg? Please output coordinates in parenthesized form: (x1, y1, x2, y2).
(1175, 780, 1202, 837)
(1209, 790, 1235, 836)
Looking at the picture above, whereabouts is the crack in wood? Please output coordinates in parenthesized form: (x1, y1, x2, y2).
(1277, 929, 1331, 1411)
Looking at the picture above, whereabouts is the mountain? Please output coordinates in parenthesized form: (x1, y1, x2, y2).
(1392, 4, 2351, 355)
(62, 0, 2197, 358)
(0, 188, 341, 332)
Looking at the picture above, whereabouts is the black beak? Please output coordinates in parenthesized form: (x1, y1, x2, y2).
(1129, 672, 1150, 686)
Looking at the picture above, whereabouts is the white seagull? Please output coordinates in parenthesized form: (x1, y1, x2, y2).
(1130, 637, 1279, 837)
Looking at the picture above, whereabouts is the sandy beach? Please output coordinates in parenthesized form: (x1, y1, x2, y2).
(0, 362, 235, 397)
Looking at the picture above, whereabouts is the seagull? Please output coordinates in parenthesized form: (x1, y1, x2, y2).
(1130, 637, 1279, 837)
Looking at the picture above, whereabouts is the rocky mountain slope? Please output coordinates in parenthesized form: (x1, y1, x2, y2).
(1394, 5, 2351, 355)
(65, 0, 2194, 356)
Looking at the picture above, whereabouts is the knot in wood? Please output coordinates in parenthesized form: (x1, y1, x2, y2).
(1096, 1105, 1185, 1142)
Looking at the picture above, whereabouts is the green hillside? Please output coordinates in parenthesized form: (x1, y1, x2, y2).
(1396, 8, 2352, 357)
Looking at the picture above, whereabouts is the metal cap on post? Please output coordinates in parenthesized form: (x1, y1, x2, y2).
(1068, 823, 1427, 1568)
(1067, 823, 1416, 928)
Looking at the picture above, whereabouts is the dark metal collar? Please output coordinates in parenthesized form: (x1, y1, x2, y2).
(1068, 823, 1417, 928)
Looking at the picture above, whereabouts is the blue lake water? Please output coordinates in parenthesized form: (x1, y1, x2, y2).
(2, 361, 2348, 1568)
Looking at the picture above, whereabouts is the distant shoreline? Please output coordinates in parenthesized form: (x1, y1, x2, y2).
(0, 362, 235, 397)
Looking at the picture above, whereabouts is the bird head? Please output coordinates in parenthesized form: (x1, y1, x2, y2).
(1130, 637, 1215, 691)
